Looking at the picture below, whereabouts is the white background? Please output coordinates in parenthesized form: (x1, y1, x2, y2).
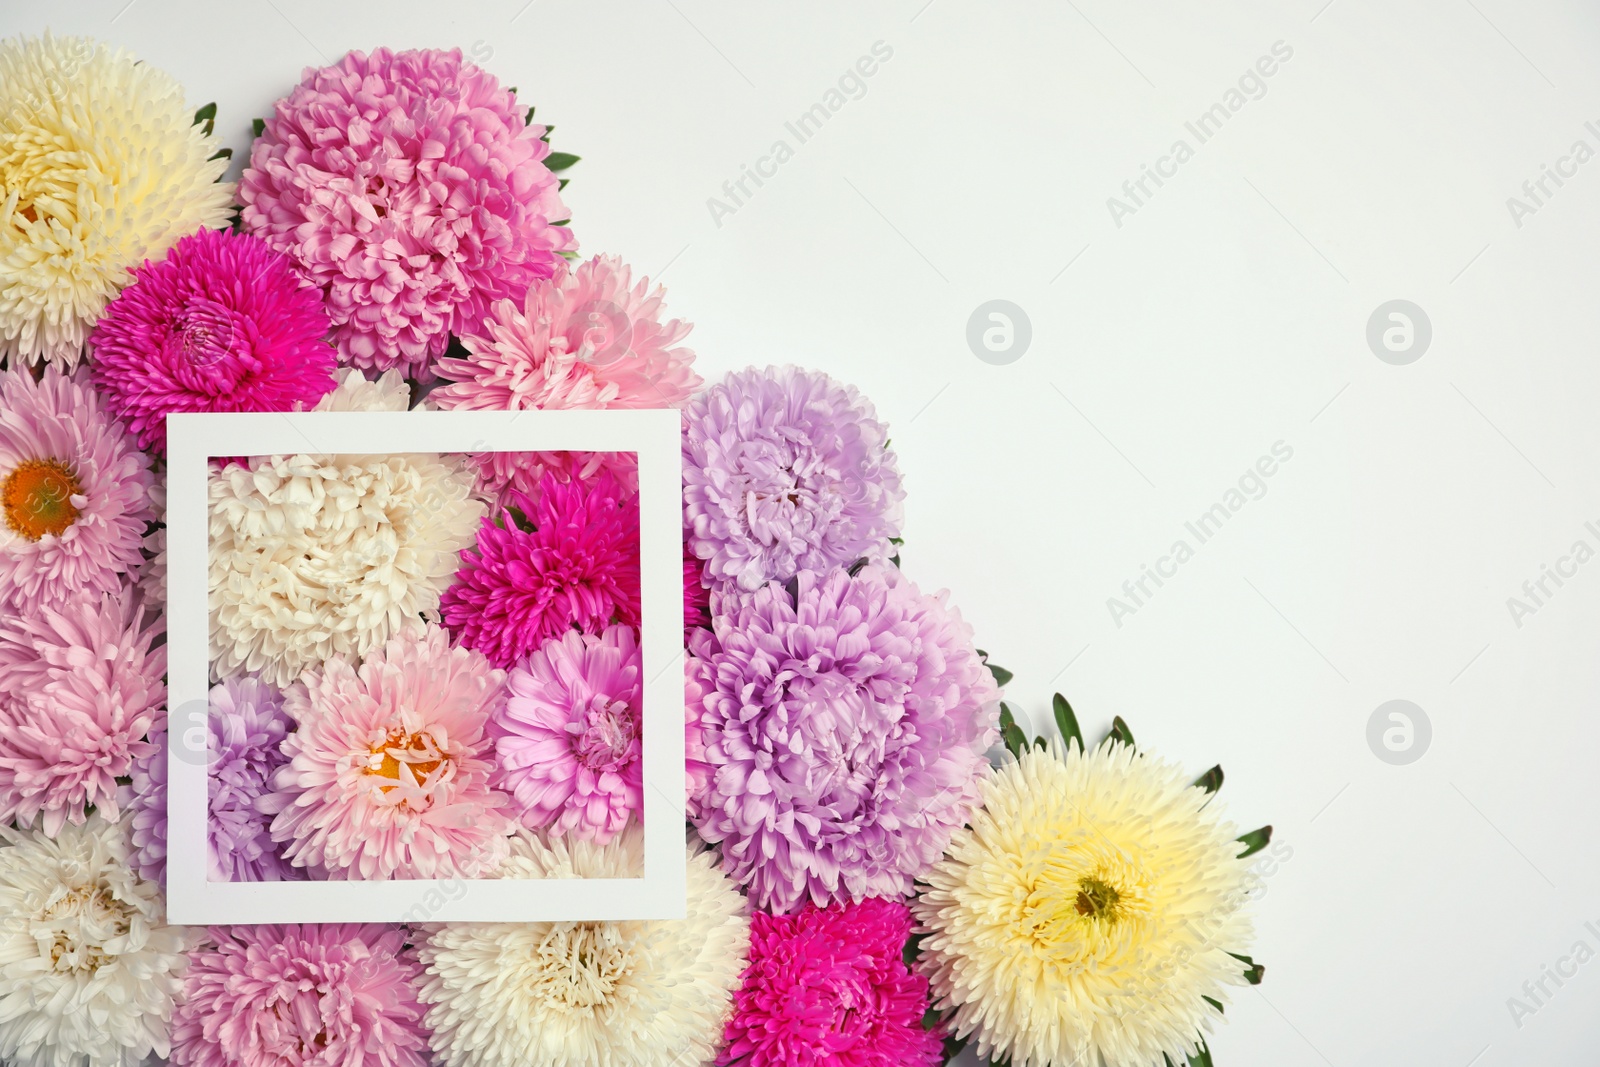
(7, 1, 1600, 1063)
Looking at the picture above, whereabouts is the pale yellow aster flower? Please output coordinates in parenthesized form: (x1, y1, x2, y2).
(913, 738, 1260, 1067)
(0, 33, 235, 366)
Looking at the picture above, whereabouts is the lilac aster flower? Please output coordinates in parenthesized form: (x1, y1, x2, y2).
(682, 366, 905, 591)
(125, 677, 300, 883)
(687, 564, 999, 913)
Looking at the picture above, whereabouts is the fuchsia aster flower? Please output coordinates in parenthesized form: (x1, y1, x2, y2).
(442, 472, 641, 670)
(239, 47, 575, 379)
(173, 924, 430, 1067)
(720, 898, 943, 1067)
(688, 564, 999, 913)
(492, 625, 643, 843)
(682, 366, 905, 591)
(684, 545, 712, 641)
(0, 365, 154, 610)
(0, 588, 165, 835)
(263, 625, 514, 880)
(89, 227, 337, 454)
(433, 254, 702, 409)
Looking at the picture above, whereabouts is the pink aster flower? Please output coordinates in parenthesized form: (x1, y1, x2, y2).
(0, 588, 164, 835)
(492, 625, 643, 843)
(0, 365, 154, 610)
(721, 898, 943, 1067)
(89, 227, 337, 454)
(688, 565, 999, 913)
(683, 366, 905, 591)
(464, 447, 639, 516)
(433, 254, 702, 409)
(239, 47, 575, 379)
(262, 625, 514, 880)
(173, 924, 430, 1067)
(442, 472, 641, 670)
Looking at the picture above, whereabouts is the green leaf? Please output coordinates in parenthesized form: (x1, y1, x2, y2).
(1194, 765, 1224, 794)
(193, 102, 217, 136)
(1230, 952, 1266, 984)
(545, 151, 581, 171)
(541, 124, 555, 141)
(551, 218, 571, 226)
(1034, 736, 1048, 750)
(525, 105, 536, 125)
(975, 650, 1013, 689)
(1187, 1039, 1214, 1067)
(888, 536, 905, 546)
(207, 147, 233, 163)
(1202, 995, 1224, 1015)
(903, 931, 926, 970)
(1106, 716, 1135, 749)
(251, 117, 266, 138)
(1236, 825, 1272, 859)
(997, 703, 1027, 758)
(1052, 693, 1083, 750)
(558, 178, 569, 191)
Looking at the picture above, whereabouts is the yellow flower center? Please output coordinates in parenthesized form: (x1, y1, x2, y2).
(365, 728, 447, 790)
(1073, 876, 1123, 921)
(2, 458, 81, 540)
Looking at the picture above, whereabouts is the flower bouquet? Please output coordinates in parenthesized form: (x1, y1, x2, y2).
(0, 31, 1274, 1067)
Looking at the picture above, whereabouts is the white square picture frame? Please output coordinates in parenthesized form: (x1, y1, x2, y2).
(164, 408, 686, 925)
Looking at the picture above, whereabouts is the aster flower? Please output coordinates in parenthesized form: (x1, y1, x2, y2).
(683, 366, 905, 591)
(0, 815, 190, 1067)
(434, 254, 701, 410)
(442, 472, 640, 670)
(89, 227, 337, 454)
(172, 923, 430, 1067)
(262, 625, 514, 880)
(0, 364, 155, 610)
(209, 676, 299, 881)
(0, 33, 234, 367)
(0, 589, 164, 835)
(464, 447, 638, 516)
(688, 564, 998, 913)
(721, 898, 942, 1067)
(492, 625, 642, 843)
(310, 366, 415, 412)
(123, 726, 168, 886)
(684, 545, 711, 641)
(912, 738, 1260, 1067)
(239, 47, 575, 379)
(208, 440, 484, 686)
(417, 827, 750, 1067)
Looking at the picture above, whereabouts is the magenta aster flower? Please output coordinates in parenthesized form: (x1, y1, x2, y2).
(89, 227, 337, 454)
(0, 365, 154, 610)
(262, 625, 514, 880)
(684, 545, 711, 642)
(433, 254, 702, 409)
(442, 472, 641, 670)
(465, 447, 639, 516)
(683, 366, 905, 591)
(492, 625, 642, 843)
(173, 924, 430, 1067)
(721, 898, 943, 1067)
(0, 588, 164, 835)
(688, 565, 999, 913)
(239, 47, 576, 379)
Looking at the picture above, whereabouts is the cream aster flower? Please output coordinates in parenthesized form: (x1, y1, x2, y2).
(207, 397, 485, 684)
(417, 827, 750, 1067)
(309, 366, 416, 412)
(0, 814, 190, 1067)
(0, 33, 234, 366)
(912, 739, 1259, 1067)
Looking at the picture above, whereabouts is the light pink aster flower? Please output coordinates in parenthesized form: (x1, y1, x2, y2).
(173, 924, 430, 1067)
(0, 365, 155, 610)
(239, 48, 575, 379)
(434, 254, 702, 409)
(0, 589, 165, 835)
(493, 625, 643, 843)
(262, 625, 514, 880)
(464, 447, 639, 516)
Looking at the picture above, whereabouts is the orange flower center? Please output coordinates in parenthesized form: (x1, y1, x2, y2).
(366, 728, 447, 790)
(2, 458, 81, 541)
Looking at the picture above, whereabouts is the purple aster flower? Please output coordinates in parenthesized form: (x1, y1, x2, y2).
(682, 366, 905, 592)
(687, 564, 999, 913)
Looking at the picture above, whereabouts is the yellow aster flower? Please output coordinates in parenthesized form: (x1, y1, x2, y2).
(0, 32, 234, 367)
(913, 737, 1260, 1067)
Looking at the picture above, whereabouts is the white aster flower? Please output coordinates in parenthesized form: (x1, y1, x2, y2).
(309, 367, 416, 412)
(0, 33, 234, 367)
(207, 397, 484, 684)
(913, 739, 1260, 1067)
(0, 815, 190, 1067)
(417, 827, 751, 1067)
